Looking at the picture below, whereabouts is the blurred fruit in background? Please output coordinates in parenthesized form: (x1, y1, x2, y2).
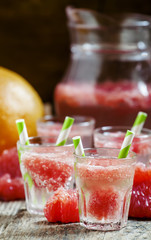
(0, 66, 44, 153)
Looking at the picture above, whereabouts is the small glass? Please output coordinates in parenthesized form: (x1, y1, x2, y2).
(17, 136, 74, 215)
(74, 148, 136, 231)
(94, 126, 151, 218)
(37, 115, 95, 147)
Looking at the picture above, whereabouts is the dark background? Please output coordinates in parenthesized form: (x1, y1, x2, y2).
(0, 0, 151, 105)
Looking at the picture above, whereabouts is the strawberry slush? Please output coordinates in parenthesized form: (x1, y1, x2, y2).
(18, 138, 74, 215)
(74, 148, 136, 230)
(94, 127, 151, 218)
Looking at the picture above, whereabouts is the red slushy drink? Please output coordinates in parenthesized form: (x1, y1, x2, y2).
(74, 148, 136, 230)
(94, 126, 151, 218)
(17, 136, 74, 215)
(55, 81, 151, 128)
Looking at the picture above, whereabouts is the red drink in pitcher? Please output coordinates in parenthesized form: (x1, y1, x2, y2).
(55, 81, 151, 128)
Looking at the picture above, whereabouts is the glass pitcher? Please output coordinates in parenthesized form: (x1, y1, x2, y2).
(54, 7, 151, 128)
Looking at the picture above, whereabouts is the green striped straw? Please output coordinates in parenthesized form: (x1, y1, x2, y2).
(118, 130, 135, 159)
(16, 119, 34, 190)
(131, 111, 147, 135)
(16, 119, 29, 145)
(56, 116, 74, 146)
(72, 136, 85, 215)
(72, 136, 85, 157)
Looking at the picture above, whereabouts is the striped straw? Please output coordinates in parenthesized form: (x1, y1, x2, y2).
(23, 172, 33, 189)
(16, 119, 34, 189)
(72, 136, 85, 157)
(131, 111, 147, 135)
(56, 116, 74, 146)
(16, 119, 29, 145)
(118, 130, 135, 159)
(72, 136, 85, 215)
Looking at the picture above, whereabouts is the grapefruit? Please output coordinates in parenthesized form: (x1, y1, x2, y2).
(129, 181, 151, 218)
(44, 187, 79, 223)
(0, 66, 44, 153)
(0, 147, 25, 201)
(129, 165, 151, 218)
(0, 174, 25, 201)
(0, 147, 21, 178)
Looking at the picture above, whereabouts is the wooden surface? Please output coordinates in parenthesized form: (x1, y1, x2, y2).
(0, 201, 151, 240)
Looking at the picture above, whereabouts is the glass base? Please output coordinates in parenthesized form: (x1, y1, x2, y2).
(81, 220, 126, 231)
(27, 204, 44, 215)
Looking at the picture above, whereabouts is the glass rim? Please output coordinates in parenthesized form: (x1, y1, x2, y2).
(67, 12, 151, 30)
(37, 115, 95, 127)
(17, 136, 73, 149)
(73, 147, 136, 162)
(68, 23, 151, 30)
(94, 126, 151, 139)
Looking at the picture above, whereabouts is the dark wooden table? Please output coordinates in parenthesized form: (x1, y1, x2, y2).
(0, 201, 151, 240)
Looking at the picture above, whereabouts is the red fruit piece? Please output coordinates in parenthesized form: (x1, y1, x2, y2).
(0, 174, 25, 201)
(129, 181, 151, 218)
(88, 188, 119, 220)
(0, 147, 21, 178)
(129, 164, 151, 218)
(0, 147, 25, 201)
(133, 165, 151, 185)
(44, 187, 79, 223)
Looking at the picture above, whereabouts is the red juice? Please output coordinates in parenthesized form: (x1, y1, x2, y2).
(54, 81, 151, 128)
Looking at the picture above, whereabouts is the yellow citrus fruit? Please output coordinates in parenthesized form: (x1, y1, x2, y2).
(0, 66, 44, 153)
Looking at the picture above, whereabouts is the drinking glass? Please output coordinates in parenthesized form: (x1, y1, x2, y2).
(37, 115, 95, 147)
(17, 136, 74, 215)
(74, 147, 136, 230)
(94, 126, 151, 218)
